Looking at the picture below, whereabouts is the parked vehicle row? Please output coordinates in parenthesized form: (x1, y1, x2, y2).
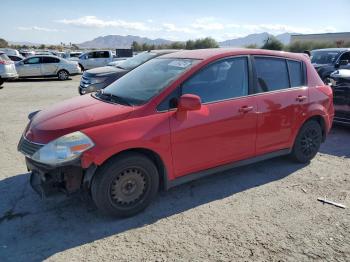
(79, 50, 178, 94)
(18, 48, 334, 217)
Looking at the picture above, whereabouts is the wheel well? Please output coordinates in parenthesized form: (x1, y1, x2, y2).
(101, 148, 167, 191)
(306, 115, 326, 142)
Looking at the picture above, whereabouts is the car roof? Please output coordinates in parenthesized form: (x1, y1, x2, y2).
(161, 48, 308, 62)
(149, 49, 180, 55)
(26, 55, 61, 58)
(311, 48, 350, 52)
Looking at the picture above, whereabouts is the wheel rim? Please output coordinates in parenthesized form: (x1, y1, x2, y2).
(59, 71, 68, 79)
(300, 128, 320, 157)
(110, 167, 147, 207)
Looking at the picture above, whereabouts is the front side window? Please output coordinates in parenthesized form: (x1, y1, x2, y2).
(24, 57, 41, 64)
(99, 58, 198, 105)
(255, 57, 289, 92)
(182, 57, 249, 103)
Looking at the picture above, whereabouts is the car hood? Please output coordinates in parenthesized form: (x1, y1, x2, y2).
(84, 66, 128, 77)
(25, 95, 134, 144)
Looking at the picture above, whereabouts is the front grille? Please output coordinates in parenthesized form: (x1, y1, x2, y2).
(18, 136, 44, 157)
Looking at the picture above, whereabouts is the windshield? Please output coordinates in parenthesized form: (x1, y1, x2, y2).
(98, 58, 198, 105)
(311, 50, 341, 65)
(118, 51, 158, 70)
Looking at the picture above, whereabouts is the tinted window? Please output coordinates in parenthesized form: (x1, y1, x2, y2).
(42, 57, 60, 63)
(339, 52, 350, 61)
(255, 57, 289, 92)
(182, 57, 249, 103)
(102, 58, 197, 105)
(287, 60, 304, 87)
(102, 51, 110, 58)
(8, 55, 22, 61)
(24, 57, 41, 64)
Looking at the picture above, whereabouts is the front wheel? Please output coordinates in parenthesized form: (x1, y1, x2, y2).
(291, 120, 322, 163)
(91, 153, 159, 217)
(57, 70, 69, 80)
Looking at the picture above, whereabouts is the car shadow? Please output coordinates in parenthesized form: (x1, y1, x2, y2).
(0, 157, 305, 262)
(319, 125, 349, 158)
(11, 78, 73, 82)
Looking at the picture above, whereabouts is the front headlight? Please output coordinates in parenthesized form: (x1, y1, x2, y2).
(90, 77, 107, 84)
(32, 131, 94, 165)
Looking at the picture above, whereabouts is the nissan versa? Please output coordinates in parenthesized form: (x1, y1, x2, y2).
(18, 49, 334, 217)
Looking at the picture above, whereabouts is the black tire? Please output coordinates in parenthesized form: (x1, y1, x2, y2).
(291, 120, 322, 163)
(91, 152, 159, 217)
(0, 79, 4, 87)
(57, 70, 69, 80)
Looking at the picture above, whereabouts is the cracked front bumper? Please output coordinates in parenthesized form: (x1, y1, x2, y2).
(26, 157, 96, 198)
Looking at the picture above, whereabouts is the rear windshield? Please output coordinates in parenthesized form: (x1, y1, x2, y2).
(118, 51, 158, 70)
(310, 50, 341, 65)
(0, 54, 11, 61)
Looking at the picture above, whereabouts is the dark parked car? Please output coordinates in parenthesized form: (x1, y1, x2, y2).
(330, 69, 350, 126)
(79, 49, 179, 95)
(311, 48, 350, 84)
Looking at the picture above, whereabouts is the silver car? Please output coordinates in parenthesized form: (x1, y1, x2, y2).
(16, 55, 81, 80)
(0, 52, 18, 86)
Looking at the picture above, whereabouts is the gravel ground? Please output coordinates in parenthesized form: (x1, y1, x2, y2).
(0, 77, 349, 262)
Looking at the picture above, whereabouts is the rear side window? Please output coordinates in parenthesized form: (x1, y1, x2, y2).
(287, 60, 304, 87)
(102, 51, 110, 58)
(42, 57, 60, 63)
(182, 57, 249, 103)
(255, 57, 289, 92)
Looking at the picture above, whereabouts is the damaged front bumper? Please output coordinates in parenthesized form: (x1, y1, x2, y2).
(26, 157, 96, 198)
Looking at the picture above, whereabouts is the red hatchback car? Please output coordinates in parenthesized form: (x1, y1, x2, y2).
(18, 49, 334, 217)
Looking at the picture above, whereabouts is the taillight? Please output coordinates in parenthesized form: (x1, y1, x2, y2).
(0, 60, 12, 65)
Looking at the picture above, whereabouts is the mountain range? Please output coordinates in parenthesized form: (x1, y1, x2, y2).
(77, 32, 294, 49)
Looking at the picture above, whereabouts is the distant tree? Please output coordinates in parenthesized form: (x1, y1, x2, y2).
(193, 37, 219, 49)
(39, 44, 46, 50)
(185, 40, 195, 50)
(131, 41, 142, 51)
(261, 36, 284, 50)
(142, 43, 150, 51)
(0, 38, 8, 48)
(170, 41, 185, 49)
(287, 40, 336, 53)
(245, 44, 258, 49)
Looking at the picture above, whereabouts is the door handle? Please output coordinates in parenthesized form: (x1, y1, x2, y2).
(296, 95, 307, 102)
(239, 106, 254, 113)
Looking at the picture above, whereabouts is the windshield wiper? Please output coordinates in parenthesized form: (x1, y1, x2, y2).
(96, 90, 132, 106)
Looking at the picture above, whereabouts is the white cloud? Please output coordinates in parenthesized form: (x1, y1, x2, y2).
(17, 26, 59, 32)
(162, 23, 194, 33)
(57, 16, 150, 31)
(191, 17, 225, 30)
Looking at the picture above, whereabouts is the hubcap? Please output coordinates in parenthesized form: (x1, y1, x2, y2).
(110, 168, 146, 206)
(59, 71, 67, 79)
(300, 128, 320, 157)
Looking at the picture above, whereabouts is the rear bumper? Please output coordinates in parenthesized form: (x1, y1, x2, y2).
(0, 72, 18, 79)
(26, 157, 96, 198)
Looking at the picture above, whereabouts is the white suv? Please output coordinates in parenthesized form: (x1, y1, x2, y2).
(0, 52, 18, 86)
(78, 50, 114, 71)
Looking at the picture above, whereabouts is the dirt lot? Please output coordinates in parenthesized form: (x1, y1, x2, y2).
(0, 77, 349, 262)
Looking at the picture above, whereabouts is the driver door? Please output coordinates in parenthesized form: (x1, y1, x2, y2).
(17, 57, 42, 77)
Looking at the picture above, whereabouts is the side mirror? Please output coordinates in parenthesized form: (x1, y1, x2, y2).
(177, 94, 201, 112)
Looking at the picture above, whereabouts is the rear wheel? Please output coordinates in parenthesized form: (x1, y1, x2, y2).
(57, 70, 69, 80)
(291, 120, 322, 163)
(91, 153, 159, 217)
(0, 79, 4, 87)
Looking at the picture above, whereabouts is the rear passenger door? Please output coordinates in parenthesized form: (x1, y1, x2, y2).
(41, 56, 60, 75)
(253, 56, 308, 155)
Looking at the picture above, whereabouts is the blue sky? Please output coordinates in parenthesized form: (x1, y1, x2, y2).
(1, 0, 349, 44)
